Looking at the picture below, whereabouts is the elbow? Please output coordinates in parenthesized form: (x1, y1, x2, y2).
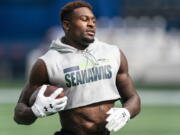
(14, 114, 35, 125)
(14, 106, 23, 124)
(13, 107, 24, 125)
(13, 113, 24, 125)
(13, 115, 24, 125)
(14, 105, 36, 125)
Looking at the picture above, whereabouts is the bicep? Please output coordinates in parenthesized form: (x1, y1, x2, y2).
(116, 50, 137, 100)
(17, 59, 49, 105)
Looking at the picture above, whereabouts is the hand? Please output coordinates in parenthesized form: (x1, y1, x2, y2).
(31, 85, 68, 117)
(105, 108, 130, 132)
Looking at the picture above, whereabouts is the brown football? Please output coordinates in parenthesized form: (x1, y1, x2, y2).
(29, 85, 65, 106)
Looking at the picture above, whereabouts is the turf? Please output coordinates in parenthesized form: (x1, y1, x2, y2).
(1, 104, 180, 135)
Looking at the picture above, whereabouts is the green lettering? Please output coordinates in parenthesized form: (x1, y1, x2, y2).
(98, 66, 103, 80)
(65, 74, 71, 88)
(76, 71, 82, 85)
(102, 66, 107, 79)
(88, 68, 94, 82)
(81, 70, 88, 84)
(106, 65, 112, 78)
(71, 72, 76, 86)
(92, 67, 98, 81)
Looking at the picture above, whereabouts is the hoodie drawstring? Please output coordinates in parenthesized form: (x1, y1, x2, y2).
(82, 49, 99, 68)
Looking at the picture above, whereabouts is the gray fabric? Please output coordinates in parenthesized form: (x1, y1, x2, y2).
(40, 38, 121, 110)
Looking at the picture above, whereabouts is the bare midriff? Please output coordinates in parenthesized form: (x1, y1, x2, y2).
(59, 100, 116, 135)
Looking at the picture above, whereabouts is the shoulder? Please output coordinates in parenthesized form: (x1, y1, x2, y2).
(39, 49, 61, 65)
(29, 59, 49, 85)
(40, 49, 59, 59)
(95, 39, 120, 56)
(95, 39, 119, 51)
(97, 39, 120, 56)
(95, 39, 121, 67)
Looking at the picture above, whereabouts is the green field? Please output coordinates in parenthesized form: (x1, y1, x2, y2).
(1, 104, 180, 135)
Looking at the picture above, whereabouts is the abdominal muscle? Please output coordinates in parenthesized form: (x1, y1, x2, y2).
(59, 100, 116, 135)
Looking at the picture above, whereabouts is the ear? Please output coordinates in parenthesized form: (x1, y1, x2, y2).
(62, 20, 70, 32)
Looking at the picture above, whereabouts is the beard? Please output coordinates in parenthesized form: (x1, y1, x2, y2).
(81, 37, 95, 46)
(83, 37, 94, 43)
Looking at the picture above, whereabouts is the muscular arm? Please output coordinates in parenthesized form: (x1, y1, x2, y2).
(116, 50, 141, 118)
(14, 59, 49, 125)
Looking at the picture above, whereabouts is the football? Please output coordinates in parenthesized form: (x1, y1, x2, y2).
(29, 85, 65, 106)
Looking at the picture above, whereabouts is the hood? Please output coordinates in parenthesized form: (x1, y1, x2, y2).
(50, 38, 97, 53)
(50, 38, 99, 67)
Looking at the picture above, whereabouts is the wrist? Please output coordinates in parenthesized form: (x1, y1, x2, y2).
(122, 108, 131, 120)
(31, 104, 45, 118)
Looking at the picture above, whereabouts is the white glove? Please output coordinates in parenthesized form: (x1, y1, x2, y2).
(106, 108, 130, 132)
(31, 85, 68, 117)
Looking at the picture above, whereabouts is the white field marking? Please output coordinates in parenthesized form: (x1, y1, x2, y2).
(0, 88, 21, 103)
(116, 89, 180, 106)
(138, 89, 180, 105)
(0, 88, 180, 105)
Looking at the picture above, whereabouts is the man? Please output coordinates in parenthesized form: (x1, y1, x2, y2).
(14, 1, 141, 135)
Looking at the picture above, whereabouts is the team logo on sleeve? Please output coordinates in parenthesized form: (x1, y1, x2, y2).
(63, 65, 112, 88)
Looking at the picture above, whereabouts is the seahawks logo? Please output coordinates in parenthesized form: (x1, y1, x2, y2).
(63, 65, 112, 88)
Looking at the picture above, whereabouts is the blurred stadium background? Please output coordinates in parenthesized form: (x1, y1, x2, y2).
(0, 0, 180, 135)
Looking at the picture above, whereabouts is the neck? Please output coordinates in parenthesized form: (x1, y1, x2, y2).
(62, 36, 89, 50)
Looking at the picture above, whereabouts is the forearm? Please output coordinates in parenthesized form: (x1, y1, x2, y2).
(14, 103, 37, 125)
(116, 74, 141, 118)
(121, 94, 141, 118)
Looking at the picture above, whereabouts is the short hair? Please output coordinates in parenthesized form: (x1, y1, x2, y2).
(60, 1, 93, 22)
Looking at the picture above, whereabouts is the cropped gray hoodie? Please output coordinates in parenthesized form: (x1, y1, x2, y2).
(40, 38, 121, 110)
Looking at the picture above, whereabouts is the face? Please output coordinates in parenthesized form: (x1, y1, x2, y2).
(65, 7, 96, 46)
